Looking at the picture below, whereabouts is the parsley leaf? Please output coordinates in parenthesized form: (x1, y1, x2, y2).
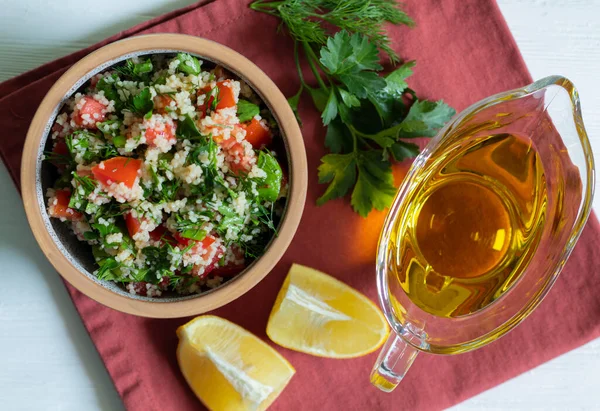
(255, 151, 283, 201)
(324, 118, 353, 154)
(351, 151, 397, 217)
(181, 228, 207, 241)
(176, 53, 202, 75)
(96, 257, 121, 281)
(133, 58, 153, 77)
(397, 100, 456, 138)
(114, 58, 153, 82)
(287, 88, 303, 125)
(176, 114, 202, 139)
(338, 71, 386, 99)
(316, 153, 357, 205)
(320, 31, 382, 74)
(68, 172, 97, 211)
(338, 88, 360, 108)
(307, 86, 329, 112)
(129, 88, 154, 116)
(351, 100, 456, 144)
(322, 90, 339, 125)
(320, 31, 386, 99)
(91, 222, 120, 238)
(217, 205, 245, 241)
(390, 141, 420, 161)
(141, 246, 175, 283)
(95, 74, 123, 110)
(237, 99, 260, 123)
(384, 61, 416, 97)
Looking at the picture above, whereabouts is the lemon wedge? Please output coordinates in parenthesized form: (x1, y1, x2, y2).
(177, 315, 295, 411)
(266, 264, 389, 358)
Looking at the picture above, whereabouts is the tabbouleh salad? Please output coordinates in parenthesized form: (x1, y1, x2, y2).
(44, 53, 286, 298)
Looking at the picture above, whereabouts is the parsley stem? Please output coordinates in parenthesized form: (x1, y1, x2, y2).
(348, 126, 358, 154)
(302, 41, 328, 91)
(249, 0, 281, 12)
(293, 41, 307, 87)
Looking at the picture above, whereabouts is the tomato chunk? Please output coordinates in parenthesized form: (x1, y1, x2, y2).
(153, 95, 174, 114)
(124, 212, 142, 237)
(193, 242, 226, 278)
(53, 140, 69, 156)
(72, 97, 107, 129)
(92, 157, 142, 188)
(216, 81, 236, 110)
(48, 189, 82, 221)
(174, 232, 215, 249)
(144, 120, 176, 147)
(216, 135, 254, 175)
(126, 214, 177, 246)
(207, 246, 245, 277)
(149, 226, 177, 246)
(242, 118, 272, 149)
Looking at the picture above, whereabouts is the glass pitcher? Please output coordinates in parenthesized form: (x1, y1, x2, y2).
(370, 76, 595, 392)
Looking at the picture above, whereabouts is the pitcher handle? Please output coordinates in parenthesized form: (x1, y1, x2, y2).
(370, 334, 419, 392)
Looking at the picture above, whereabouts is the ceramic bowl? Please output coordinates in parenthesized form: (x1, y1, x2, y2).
(21, 34, 307, 318)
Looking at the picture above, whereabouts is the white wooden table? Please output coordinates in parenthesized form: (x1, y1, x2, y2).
(1, 1, 599, 409)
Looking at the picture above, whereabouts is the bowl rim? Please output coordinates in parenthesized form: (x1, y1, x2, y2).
(21, 33, 307, 318)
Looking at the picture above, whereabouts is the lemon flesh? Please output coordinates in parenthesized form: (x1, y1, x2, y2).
(267, 264, 389, 358)
(177, 315, 295, 411)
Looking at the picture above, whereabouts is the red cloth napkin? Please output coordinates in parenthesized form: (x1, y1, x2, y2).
(2, 0, 600, 409)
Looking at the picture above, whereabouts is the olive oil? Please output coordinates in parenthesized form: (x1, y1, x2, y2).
(389, 133, 547, 318)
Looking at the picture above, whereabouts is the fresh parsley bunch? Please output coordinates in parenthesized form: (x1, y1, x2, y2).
(250, 0, 456, 216)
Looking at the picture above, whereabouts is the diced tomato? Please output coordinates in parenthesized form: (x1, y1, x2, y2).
(197, 81, 236, 115)
(193, 243, 226, 278)
(149, 225, 166, 241)
(173, 231, 193, 247)
(92, 157, 142, 188)
(71, 97, 107, 129)
(144, 120, 176, 147)
(206, 246, 245, 277)
(77, 168, 93, 177)
(174, 232, 215, 250)
(201, 235, 216, 249)
(128, 276, 169, 296)
(124, 212, 142, 237)
(198, 85, 212, 95)
(126, 214, 177, 246)
(197, 85, 214, 119)
(217, 136, 253, 174)
(53, 140, 69, 156)
(49, 189, 82, 221)
(149, 226, 177, 246)
(242, 118, 272, 149)
(51, 122, 66, 138)
(153, 95, 174, 114)
(176, 233, 223, 278)
(158, 276, 170, 290)
(202, 257, 221, 277)
(198, 95, 215, 119)
(128, 282, 148, 296)
(216, 81, 236, 110)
